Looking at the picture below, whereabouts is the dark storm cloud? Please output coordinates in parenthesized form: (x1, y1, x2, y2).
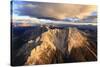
(13, 1, 96, 20)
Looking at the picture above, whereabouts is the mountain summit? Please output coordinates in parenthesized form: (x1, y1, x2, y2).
(25, 28, 97, 65)
(11, 26, 97, 65)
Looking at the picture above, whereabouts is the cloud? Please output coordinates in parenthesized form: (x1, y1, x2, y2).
(13, 1, 97, 20)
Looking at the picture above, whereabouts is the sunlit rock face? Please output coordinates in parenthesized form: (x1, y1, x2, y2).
(25, 29, 68, 65)
(66, 28, 97, 62)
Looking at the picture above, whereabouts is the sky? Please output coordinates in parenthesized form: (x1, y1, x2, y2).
(12, 1, 97, 21)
